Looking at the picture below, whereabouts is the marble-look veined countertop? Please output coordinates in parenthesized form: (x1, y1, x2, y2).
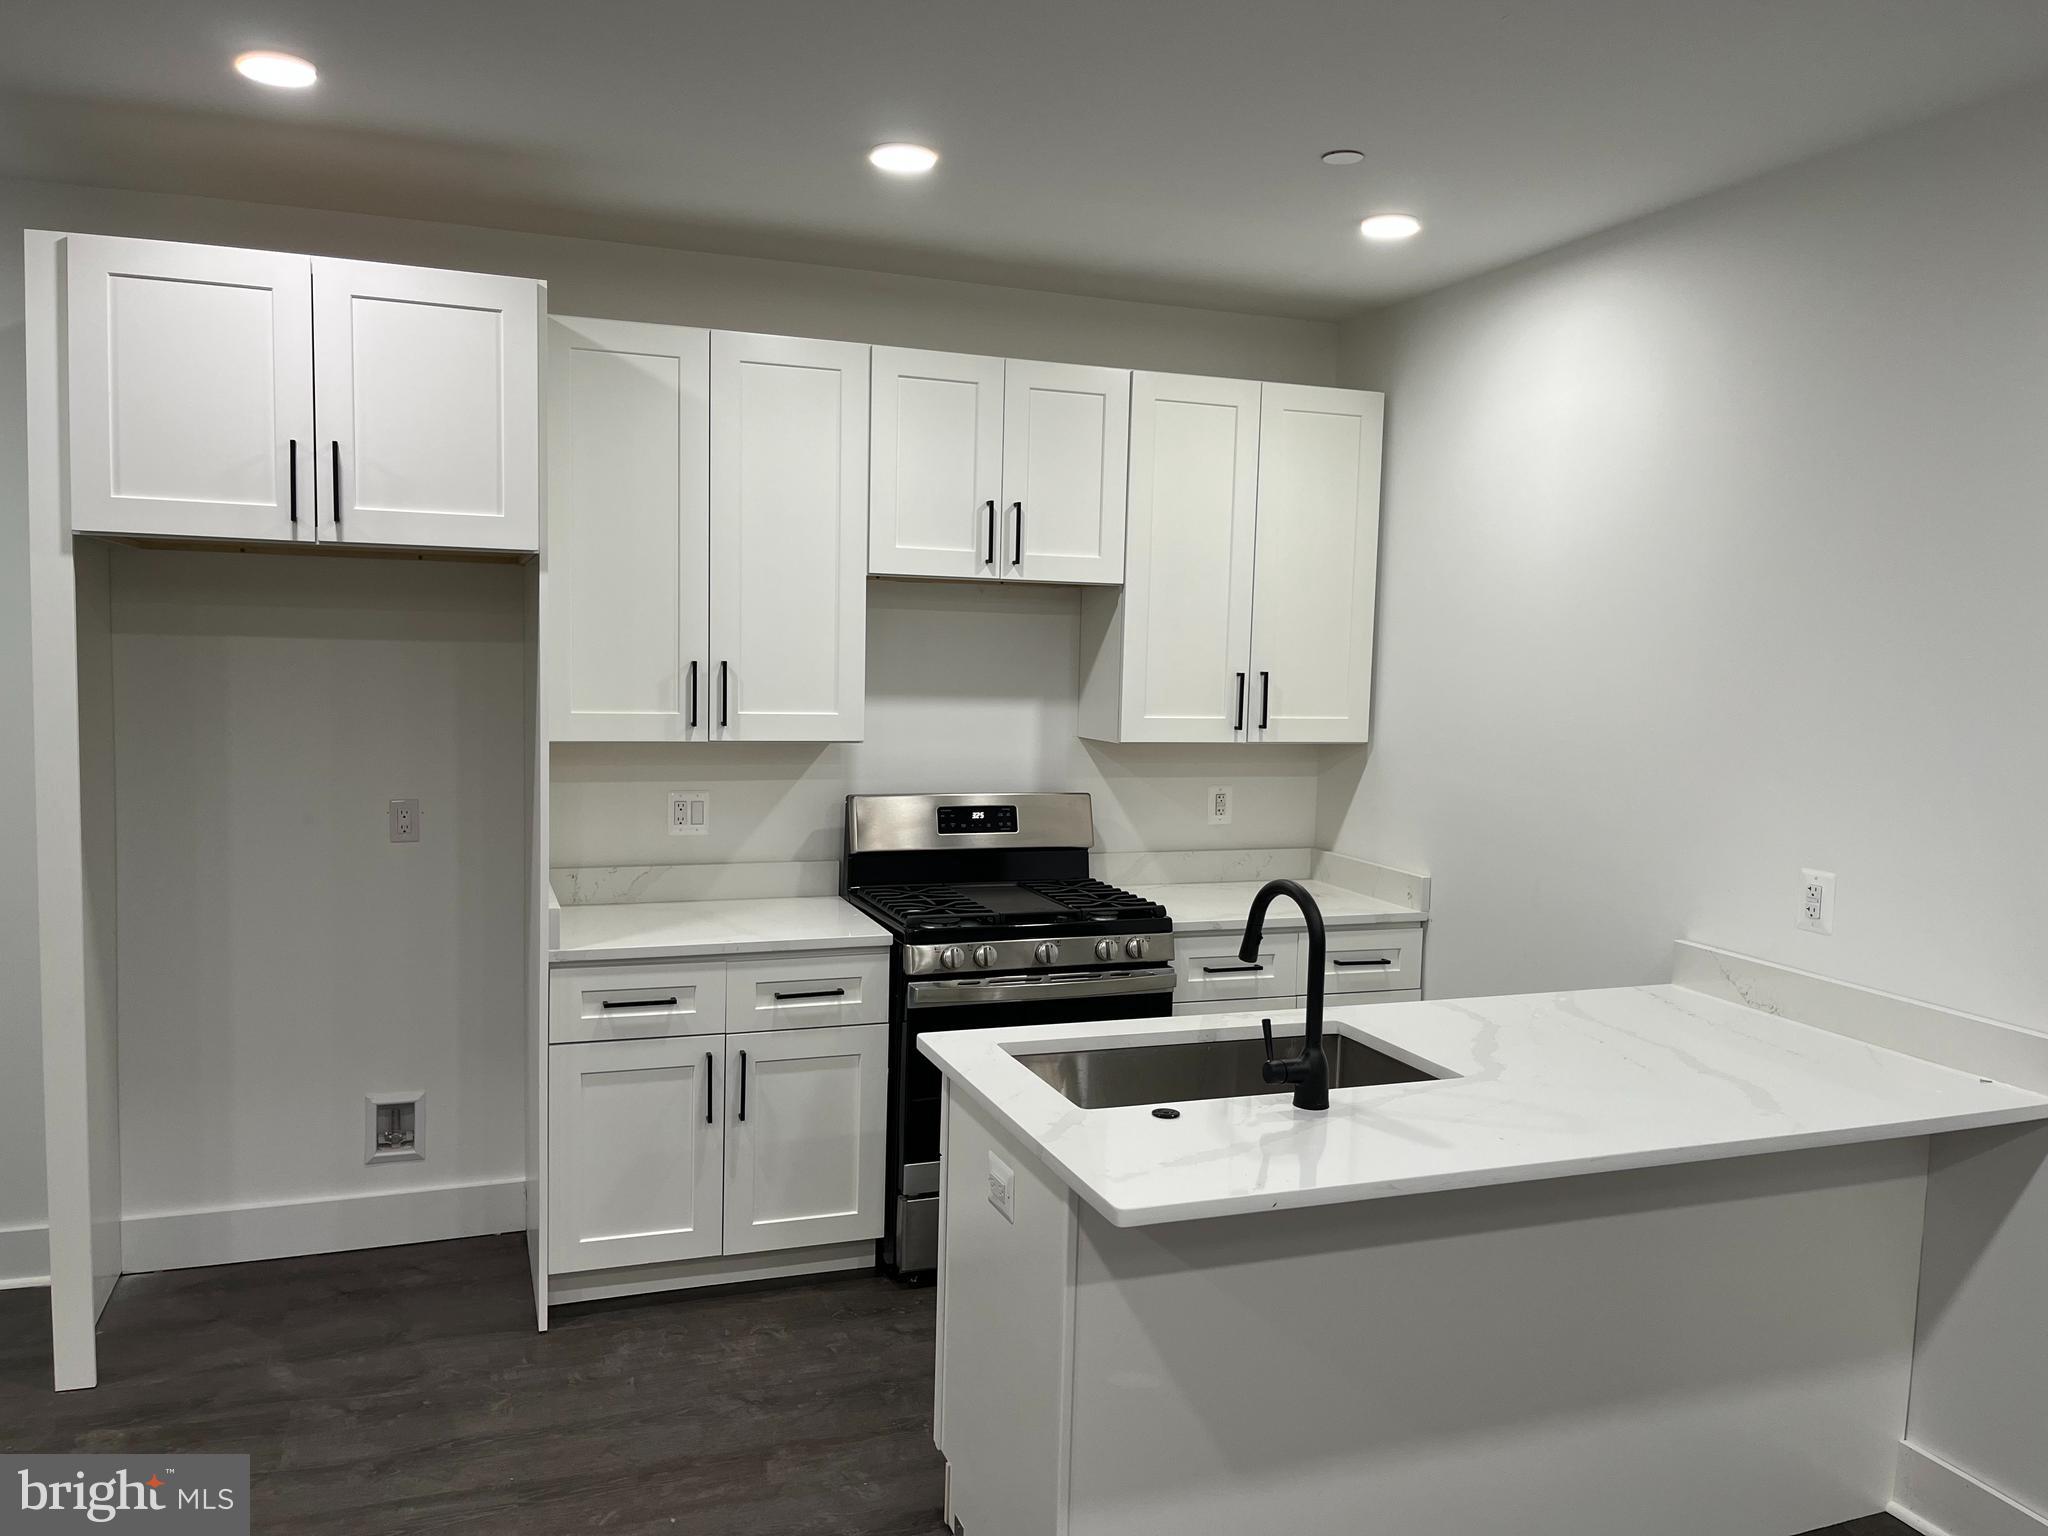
(1134, 878, 1423, 931)
(919, 986, 2048, 1227)
(551, 896, 889, 963)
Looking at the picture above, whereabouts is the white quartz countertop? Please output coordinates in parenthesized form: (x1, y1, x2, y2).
(919, 986, 2048, 1227)
(552, 896, 889, 963)
(1133, 878, 1423, 931)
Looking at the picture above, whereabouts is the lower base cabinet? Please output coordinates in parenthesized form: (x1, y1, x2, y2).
(548, 1021, 887, 1276)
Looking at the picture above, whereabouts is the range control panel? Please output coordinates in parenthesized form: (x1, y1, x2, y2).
(937, 804, 1017, 835)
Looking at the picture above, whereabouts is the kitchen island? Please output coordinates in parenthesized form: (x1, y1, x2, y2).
(918, 943, 2048, 1536)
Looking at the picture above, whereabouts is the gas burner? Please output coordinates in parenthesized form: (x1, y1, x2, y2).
(856, 884, 1001, 929)
(1021, 878, 1169, 925)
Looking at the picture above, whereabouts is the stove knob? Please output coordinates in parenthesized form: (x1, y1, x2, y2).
(938, 945, 964, 971)
(1124, 937, 1148, 961)
(1035, 941, 1060, 966)
(1094, 938, 1117, 963)
(972, 944, 998, 969)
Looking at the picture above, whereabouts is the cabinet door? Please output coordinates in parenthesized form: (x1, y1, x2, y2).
(548, 1038, 723, 1273)
(312, 257, 541, 552)
(723, 1023, 887, 1256)
(708, 331, 868, 741)
(547, 317, 711, 741)
(870, 347, 1004, 580)
(1248, 384, 1384, 743)
(65, 235, 314, 543)
(1000, 359, 1129, 585)
(1118, 372, 1261, 741)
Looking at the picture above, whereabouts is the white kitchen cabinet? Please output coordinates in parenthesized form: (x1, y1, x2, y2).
(548, 1037, 724, 1273)
(313, 257, 541, 552)
(870, 347, 1005, 579)
(1080, 372, 1259, 741)
(1001, 359, 1129, 584)
(1247, 383, 1383, 743)
(1170, 922, 1300, 1008)
(722, 1022, 887, 1256)
(60, 234, 541, 553)
(65, 235, 315, 543)
(1080, 378, 1383, 745)
(709, 331, 869, 741)
(546, 317, 712, 740)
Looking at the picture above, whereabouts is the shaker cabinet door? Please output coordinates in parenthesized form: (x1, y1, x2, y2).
(65, 235, 314, 543)
(870, 346, 1005, 580)
(722, 1023, 887, 1256)
(1000, 359, 1129, 585)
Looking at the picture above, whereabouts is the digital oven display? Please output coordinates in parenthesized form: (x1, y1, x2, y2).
(936, 805, 1018, 835)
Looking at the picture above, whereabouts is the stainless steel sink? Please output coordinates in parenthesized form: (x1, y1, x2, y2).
(1015, 1030, 1444, 1110)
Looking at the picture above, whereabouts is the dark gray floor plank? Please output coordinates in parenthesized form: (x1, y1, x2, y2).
(0, 1234, 1913, 1535)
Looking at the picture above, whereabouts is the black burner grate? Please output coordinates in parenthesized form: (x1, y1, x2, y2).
(1020, 878, 1169, 924)
(855, 884, 1002, 929)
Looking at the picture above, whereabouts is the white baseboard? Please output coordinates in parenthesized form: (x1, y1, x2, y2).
(0, 1222, 51, 1289)
(1894, 1441, 2048, 1536)
(120, 1178, 526, 1274)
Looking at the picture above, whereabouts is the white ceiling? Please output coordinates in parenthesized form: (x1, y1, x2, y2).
(4, 0, 2048, 317)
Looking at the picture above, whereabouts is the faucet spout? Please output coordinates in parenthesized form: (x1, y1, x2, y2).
(1239, 878, 1329, 1112)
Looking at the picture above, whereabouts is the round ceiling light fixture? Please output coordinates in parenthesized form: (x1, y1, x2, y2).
(233, 50, 318, 88)
(1319, 149, 1365, 166)
(1359, 212, 1423, 242)
(869, 142, 939, 176)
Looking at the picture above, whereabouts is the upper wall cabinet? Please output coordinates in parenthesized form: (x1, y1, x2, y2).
(1080, 376, 1383, 745)
(709, 331, 869, 742)
(547, 317, 712, 741)
(62, 234, 541, 553)
(869, 350, 1128, 585)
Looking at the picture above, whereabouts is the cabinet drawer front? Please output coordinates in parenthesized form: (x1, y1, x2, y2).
(1172, 931, 1300, 1006)
(726, 952, 888, 1033)
(550, 963, 728, 1043)
(1321, 926, 1425, 995)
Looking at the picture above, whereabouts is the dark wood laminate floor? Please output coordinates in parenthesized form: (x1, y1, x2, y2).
(0, 1235, 1915, 1536)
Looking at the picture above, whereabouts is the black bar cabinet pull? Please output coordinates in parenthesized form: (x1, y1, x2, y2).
(1335, 958, 1394, 968)
(983, 500, 996, 565)
(704, 1053, 714, 1124)
(1234, 671, 1246, 730)
(737, 1050, 748, 1122)
(601, 996, 678, 1010)
(719, 661, 729, 729)
(330, 441, 342, 525)
(773, 987, 846, 1001)
(1259, 670, 1271, 729)
(687, 660, 699, 729)
(288, 440, 298, 524)
(1010, 501, 1023, 566)
(1201, 963, 1264, 974)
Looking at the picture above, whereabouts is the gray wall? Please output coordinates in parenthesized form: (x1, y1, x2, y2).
(1323, 83, 2048, 1517)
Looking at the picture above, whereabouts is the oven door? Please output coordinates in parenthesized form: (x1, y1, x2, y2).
(888, 966, 1175, 1278)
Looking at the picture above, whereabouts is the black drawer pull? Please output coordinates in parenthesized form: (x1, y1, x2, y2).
(601, 996, 678, 1009)
(1334, 958, 1393, 968)
(704, 1052, 714, 1124)
(1234, 671, 1246, 731)
(772, 987, 847, 1001)
(983, 499, 996, 565)
(687, 659, 698, 729)
(331, 440, 342, 526)
(288, 439, 298, 524)
(738, 1050, 748, 1122)
(1201, 963, 1264, 974)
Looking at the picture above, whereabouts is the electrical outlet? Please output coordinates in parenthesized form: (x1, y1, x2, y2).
(388, 798, 419, 843)
(668, 791, 710, 837)
(365, 1093, 424, 1164)
(1797, 868, 1836, 934)
(986, 1151, 1016, 1223)
(1208, 785, 1234, 826)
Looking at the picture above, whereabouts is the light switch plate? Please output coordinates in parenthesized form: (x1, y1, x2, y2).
(668, 791, 710, 837)
(987, 1152, 1016, 1223)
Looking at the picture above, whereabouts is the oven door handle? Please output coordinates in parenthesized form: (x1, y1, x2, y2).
(906, 968, 1176, 1009)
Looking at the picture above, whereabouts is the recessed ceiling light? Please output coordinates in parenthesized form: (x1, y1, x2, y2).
(1359, 212, 1422, 242)
(234, 50, 318, 88)
(1320, 149, 1365, 166)
(869, 142, 939, 176)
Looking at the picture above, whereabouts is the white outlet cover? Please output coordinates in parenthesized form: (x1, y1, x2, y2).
(987, 1151, 1016, 1223)
(1208, 785, 1234, 826)
(668, 791, 710, 836)
(1798, 868, 1837, 935)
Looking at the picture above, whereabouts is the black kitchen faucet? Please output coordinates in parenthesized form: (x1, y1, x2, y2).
(1241, 878, 1330, 1111)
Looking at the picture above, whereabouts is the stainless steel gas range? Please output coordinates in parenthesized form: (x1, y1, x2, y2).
(841, 791, 1176, 1280)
